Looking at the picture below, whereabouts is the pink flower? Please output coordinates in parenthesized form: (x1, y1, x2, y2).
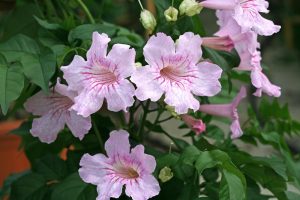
(199, 86, 247, 139)
(61, 32, 136, 117)
(202, 36, 234, 52)
(200, 0, 281, 36)
(131, 32, 222, 114)
(24, 80, 91, 144)
(79, 130, 160, 200)
(251, 66, 281, 97)
(181, 114, 206, 135)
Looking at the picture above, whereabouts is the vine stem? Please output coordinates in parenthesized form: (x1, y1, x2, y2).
(92, 120, 105, 153)
(137, 0, 144, 10)
(76, 0, 95, 24)
(138, 100, 151, 141)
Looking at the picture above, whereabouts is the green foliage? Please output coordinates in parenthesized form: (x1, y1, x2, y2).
(0, 54, 24, 114)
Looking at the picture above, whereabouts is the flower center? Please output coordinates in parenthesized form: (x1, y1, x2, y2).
(114, 166, 139, 179)
(160, 66, 191, 83)
(81, 65, 118, 90)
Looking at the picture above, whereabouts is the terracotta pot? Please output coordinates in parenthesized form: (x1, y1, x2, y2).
(0, 120, 30, 187)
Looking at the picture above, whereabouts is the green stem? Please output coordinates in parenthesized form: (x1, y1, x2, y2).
(76, 0, 95, 24)
(92, 120, 105, 152)
(137, 100, 150, 141)
(157, 116, 173, 124)
(162, 130, 182, 150)
(137, 0, 144, 10)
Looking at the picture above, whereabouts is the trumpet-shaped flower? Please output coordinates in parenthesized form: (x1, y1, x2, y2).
(199, 87, 247, 139)
(202, 36, 234, 52)
(181, 115, 206, 135)
(61, 32, 136, 117)
(79, 130, 160, 200)
(200, 0, 281, 36)
(24, 80, 91, 144)
(131, 32, 222, 114)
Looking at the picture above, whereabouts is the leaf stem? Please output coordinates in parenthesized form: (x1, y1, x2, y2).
(76, 0, 95, 24)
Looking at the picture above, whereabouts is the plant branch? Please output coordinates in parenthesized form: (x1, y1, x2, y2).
(76, 0, 95, 24)
(92, 120, 105, 153)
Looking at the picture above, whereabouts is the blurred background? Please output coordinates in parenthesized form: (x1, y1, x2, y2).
(0, 0, 300, 190)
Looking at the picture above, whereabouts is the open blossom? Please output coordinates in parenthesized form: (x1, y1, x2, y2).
(214, 10, 281, 97)
(79, 130, 160, 200)
(200, 0, 281, 36)
(181, 114, 206, 135)
(24, 80, 91, 144)
(199, 87, 247, 139)
(61, 32, 136, 117)
(131, 32, 222, 114)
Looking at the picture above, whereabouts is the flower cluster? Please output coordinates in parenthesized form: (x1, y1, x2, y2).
(200, 0, 281, 97)
(22, 1, 282, 198)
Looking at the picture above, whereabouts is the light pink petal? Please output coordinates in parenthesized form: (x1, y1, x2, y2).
(125, 175, 160, 200)
(106, 44, 136, 78)
(232, 86, 247, 108)
(71, 89, 104, 117)
(131, 145, 156, 173)
(30, 112, 65, 144)
(250, 68, 263, 88)
(144, 33, 175, 68)
(130, 66, 164, 101)
(165, 88, 199, 114)
(54, 78, 77, 100)
(87, 32, 110, 62)
(65, 110, 91, 140)
(24, 91, 53, 116)
(105, 130, 130, 157)
(233, 6, 281, 36)
(176, 32, 202, 65)
(79, 154, 110, 185)
(200, 0, 236, 10)
(191, 62, 222, 96)
(251, 15, 281, 36)
(105, 80, 135, 112)
(61, 55, 87, 92)
(230, 119, 243, 139)
(96, 181, 123, 200)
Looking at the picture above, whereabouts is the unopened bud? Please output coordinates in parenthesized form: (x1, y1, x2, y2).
(165, 105, 180, 119)
(164, 6, 179, 22)
(135, 62, 142, 68)
(179, 0, 203, 17)
(159, 167, 174, 183)
(140, 9, 157, 34)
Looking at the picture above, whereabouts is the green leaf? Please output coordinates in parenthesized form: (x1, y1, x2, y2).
(51, 173, 97, 200)
(219, 169, 245, 200)
(34, 16, 62, 30)
(33, 155, 68, 181)
(195, 150, 246, 200)
(10, 173, 47, 200)
(0, 3, 40, 42)
(21, 52, 56, 91)
(0, 34, 56, 91)
(0, 54, 24, 114)
(68, 23, 117, 43)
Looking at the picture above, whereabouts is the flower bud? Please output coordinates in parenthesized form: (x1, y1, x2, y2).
(159, 167, 173, 183)
(140, 9, 157, 34)
(135, 62, 142, 68)
(165, 105, 180, 119)
(179, 0, 203, 17)
(164, 6, 179, 22)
